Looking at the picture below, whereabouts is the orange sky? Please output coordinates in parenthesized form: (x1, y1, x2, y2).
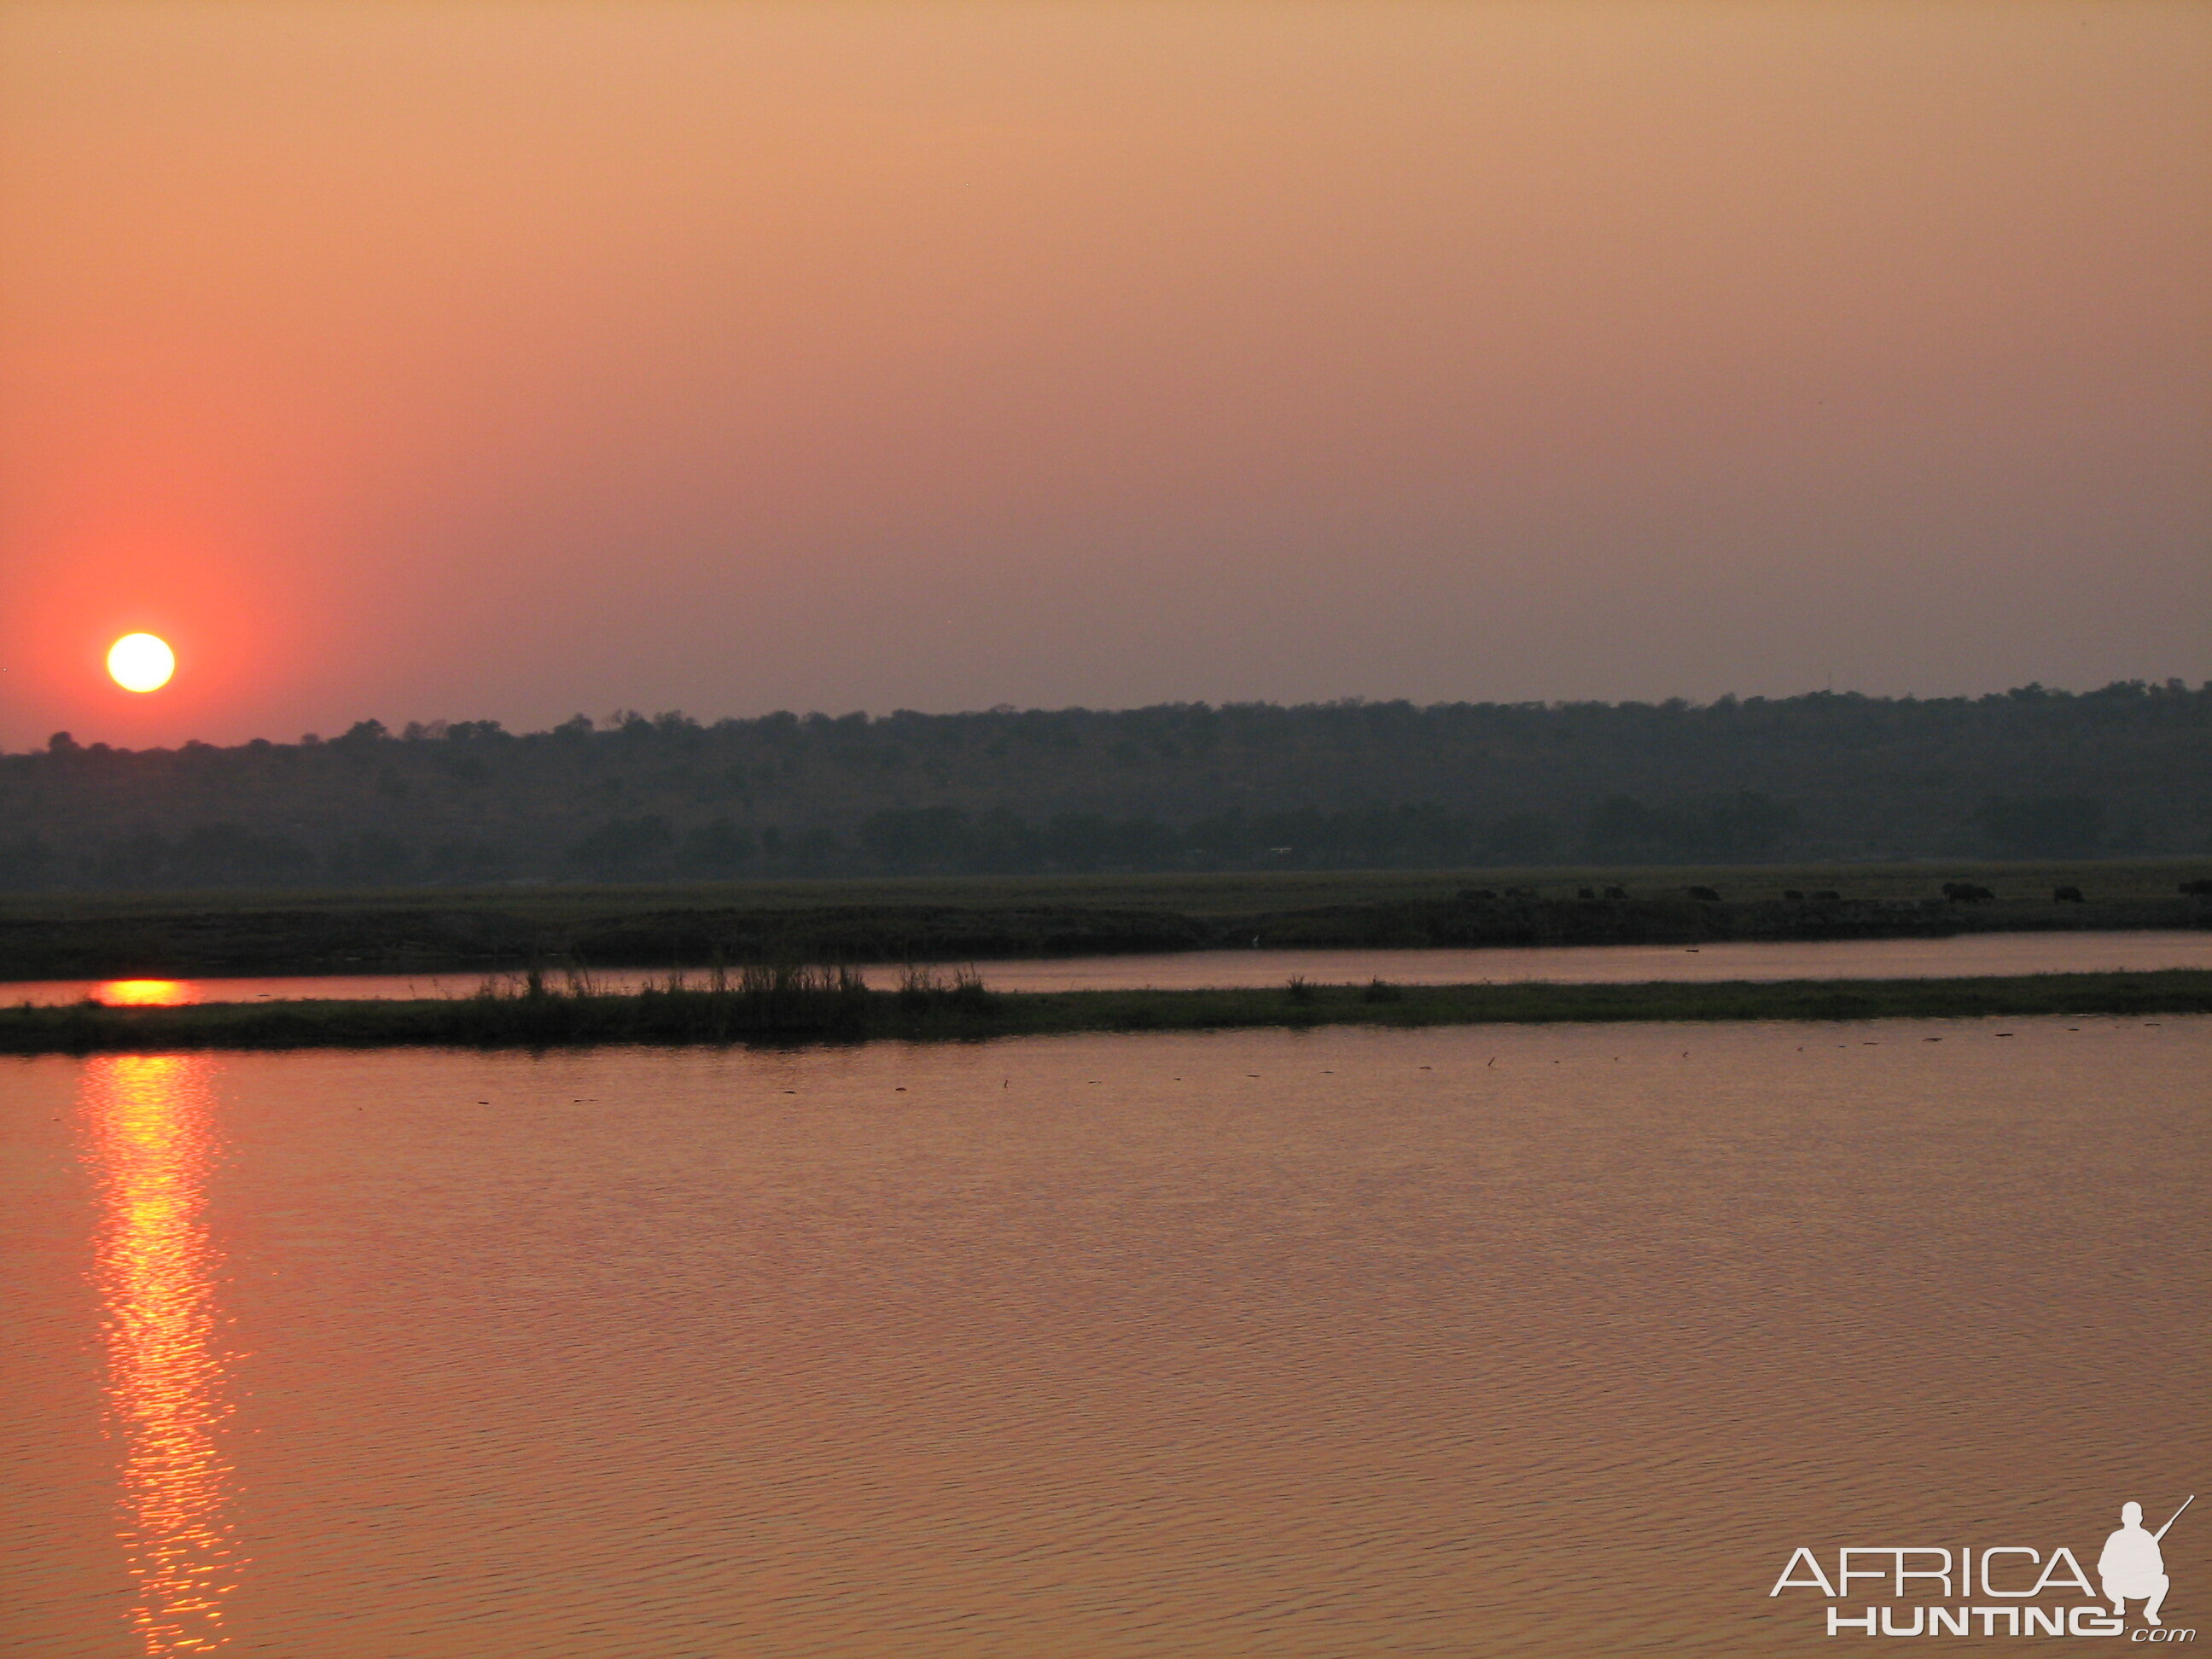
(3, 1, 2206, 748)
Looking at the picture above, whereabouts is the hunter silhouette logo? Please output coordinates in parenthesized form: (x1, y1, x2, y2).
(1769, 1494, 2195, 1639)
(2103, 1497, 2190, 1627)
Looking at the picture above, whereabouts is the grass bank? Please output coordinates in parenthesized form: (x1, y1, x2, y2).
(2, 859, 2206, 980)
(3, 969, 2206, 1054)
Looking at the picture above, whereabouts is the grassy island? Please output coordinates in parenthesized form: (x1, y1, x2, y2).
(3, 967, 2207, 1054)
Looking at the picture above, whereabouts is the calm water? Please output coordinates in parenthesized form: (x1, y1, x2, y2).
(3, 1020, 2205, 1656)
(8, 927, 2209, 1009)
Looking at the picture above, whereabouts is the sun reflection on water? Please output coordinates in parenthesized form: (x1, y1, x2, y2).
(81, 1055, 242, 1656)
(97, 981, 194, 1007)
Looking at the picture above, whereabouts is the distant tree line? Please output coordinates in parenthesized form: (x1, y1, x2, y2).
(0, 679, 2204, 890)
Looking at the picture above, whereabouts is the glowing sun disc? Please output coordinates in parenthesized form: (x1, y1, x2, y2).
(108, 633, 176, 693)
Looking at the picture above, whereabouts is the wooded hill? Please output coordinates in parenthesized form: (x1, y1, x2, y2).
(2, 681, 2204, 891)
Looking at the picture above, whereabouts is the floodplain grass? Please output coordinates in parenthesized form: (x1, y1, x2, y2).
(0, 858, 2204, 981)
(3, 969, 2206, 1055)
(3, 855, 2207, 924)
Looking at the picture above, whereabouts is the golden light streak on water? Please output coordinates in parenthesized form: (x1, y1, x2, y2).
(81, 1055, 242, 1656)
(98, 981, 192, 1007)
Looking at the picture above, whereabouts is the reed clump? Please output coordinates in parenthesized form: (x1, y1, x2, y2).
(895, 964, 996, 1014)
(450, 961, 876, 1041)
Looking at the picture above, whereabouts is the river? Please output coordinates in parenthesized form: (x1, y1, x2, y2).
(3, 1017, 2204, 1655)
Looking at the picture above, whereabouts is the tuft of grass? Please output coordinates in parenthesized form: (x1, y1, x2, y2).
(896, 963, 997, 1013)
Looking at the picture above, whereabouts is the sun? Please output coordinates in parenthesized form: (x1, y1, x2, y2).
(108, 633, 176, 693)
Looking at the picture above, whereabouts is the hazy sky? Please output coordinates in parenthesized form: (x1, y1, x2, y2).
(3, 1, 2206, 748)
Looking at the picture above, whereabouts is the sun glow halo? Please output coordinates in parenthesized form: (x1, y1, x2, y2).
(108, 633, 176, 693)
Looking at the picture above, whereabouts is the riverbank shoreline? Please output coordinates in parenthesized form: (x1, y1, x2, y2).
(3, 862, 2207, 982)
(4, 969, 2206, 1053)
